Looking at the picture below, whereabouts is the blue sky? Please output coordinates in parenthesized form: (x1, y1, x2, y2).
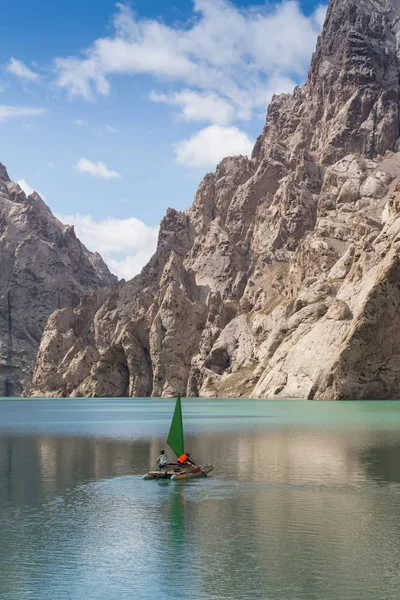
(0, 0, 326, 279)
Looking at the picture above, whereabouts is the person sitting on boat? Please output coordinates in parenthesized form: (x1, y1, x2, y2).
(156, 450, 168, 470)
(177, 452, 196, 466)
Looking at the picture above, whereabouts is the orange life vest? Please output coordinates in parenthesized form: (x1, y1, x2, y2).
(177, 453, 189, 464)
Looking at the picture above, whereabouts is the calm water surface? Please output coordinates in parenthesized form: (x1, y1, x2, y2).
(1, 398, 400, 599)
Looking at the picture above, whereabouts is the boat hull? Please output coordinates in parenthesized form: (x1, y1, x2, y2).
(171, 465, 213, 480)
(143, 464, 213, 481)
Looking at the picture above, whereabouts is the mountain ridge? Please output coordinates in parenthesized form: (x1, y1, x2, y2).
(0, 164, 117, 396)
(27, 0, 400, 399)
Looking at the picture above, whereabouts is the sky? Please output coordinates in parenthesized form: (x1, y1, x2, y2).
(0, 0, 327, 279)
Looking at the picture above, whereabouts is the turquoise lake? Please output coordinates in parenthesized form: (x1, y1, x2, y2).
(1, 398, 400, 599)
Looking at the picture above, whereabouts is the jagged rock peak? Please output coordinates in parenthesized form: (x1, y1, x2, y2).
(0, 160, 117, 397)
(0, 163, 10, 182)
(253, 0, 400, 168)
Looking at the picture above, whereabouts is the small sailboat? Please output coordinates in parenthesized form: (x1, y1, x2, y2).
(143, 393, 213, 481)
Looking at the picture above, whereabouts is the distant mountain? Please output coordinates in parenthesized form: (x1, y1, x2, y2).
(0, 163, 117, 396)
(28, 0, 400, 399)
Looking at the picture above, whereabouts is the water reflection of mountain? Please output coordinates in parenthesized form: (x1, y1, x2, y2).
(357, 440, 400, 484)
(2, 427, 400, 599)
(0, 436, 151, 508)
(1, 427, 398, 509)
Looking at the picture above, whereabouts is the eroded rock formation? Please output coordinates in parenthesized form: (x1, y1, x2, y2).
(0, 166, 116, 396)
(27, 0, 400, 399)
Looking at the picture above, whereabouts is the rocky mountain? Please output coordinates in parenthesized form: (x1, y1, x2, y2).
(0, 164, 117, 396)
(27, 0, 400, 399)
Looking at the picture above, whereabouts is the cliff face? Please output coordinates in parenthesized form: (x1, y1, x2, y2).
(28, 0, 400, 399)
(0, 165, 116, 396)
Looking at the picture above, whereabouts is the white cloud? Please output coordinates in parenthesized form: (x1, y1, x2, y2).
(16, 178, 34, 196)
(54, 0, 327, 122)
(313, 4, 328, 29)
(7, 58, 39, 82)
(74, 120, 118, 132)
(150, 90, 235, 125)
(56, 212, 159, 279)
(75, 158, 121, 179)
(175, 125, 254, 168)
(0, 105, 45, 121)
(107, 252, 155, 280)
(102, 124, 119, 133)
(16, 178, 46, 200)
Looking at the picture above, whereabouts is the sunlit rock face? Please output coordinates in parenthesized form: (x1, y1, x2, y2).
(28, 0, 400, 399)
(0, 164, 116, 396)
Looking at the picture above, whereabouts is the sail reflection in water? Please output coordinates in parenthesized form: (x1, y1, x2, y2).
(1, 399, 400, 599)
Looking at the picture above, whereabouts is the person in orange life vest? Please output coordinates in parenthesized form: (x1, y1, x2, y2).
(177, 452, 196, 466)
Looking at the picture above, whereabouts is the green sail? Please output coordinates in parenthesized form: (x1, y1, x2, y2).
(166, 393, 184, 458)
